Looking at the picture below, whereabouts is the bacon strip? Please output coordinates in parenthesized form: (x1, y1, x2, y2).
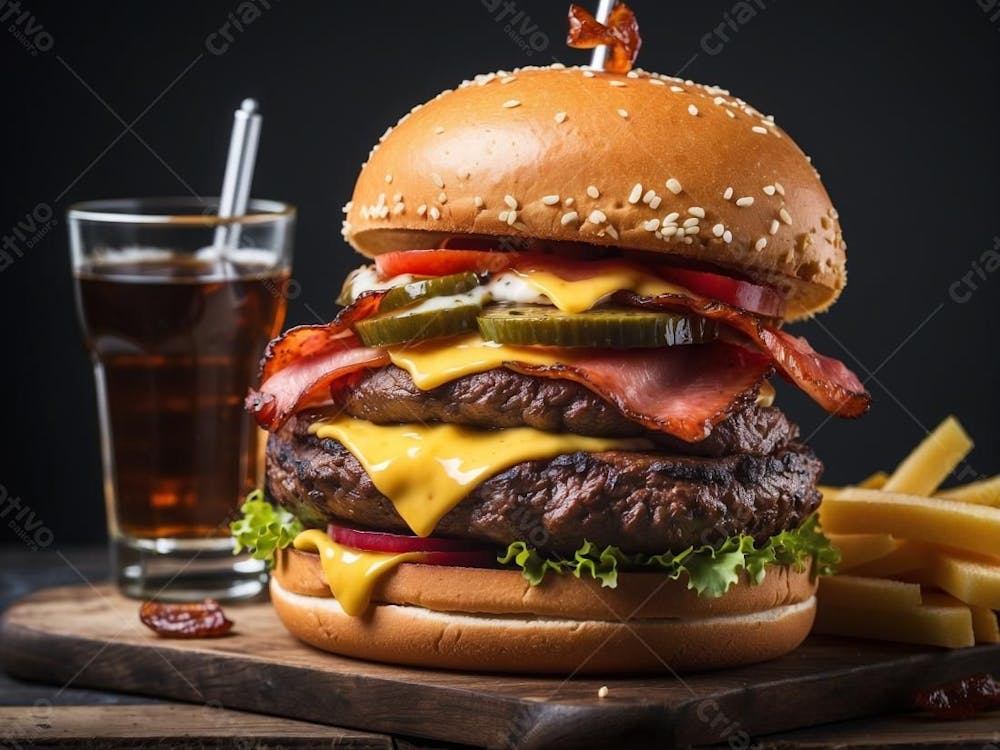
(249, 291, 389, 429)
(505, 343, 773, 442)
(615, 292, 871, 418)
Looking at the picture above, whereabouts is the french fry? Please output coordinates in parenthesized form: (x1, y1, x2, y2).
(937, 474, 1000, 508)
(921, 591, 999, 645)
(848, 540, 926, 578)
(881, 416, 973, 496)
(857, 471, 889, 490)
(817, 575, 922, 610)
(905, 547, 1000, 610)
(813, 599, 975, 648)
(828, 533, 899, 572)
(819, 488, 1000, 559)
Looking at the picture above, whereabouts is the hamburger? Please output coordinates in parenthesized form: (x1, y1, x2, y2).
(236, 54, 869, 674)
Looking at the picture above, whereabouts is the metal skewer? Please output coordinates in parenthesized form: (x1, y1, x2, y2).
(588, 0, 616, 71)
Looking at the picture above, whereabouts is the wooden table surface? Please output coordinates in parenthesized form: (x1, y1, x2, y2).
(1, 543, 998, 749)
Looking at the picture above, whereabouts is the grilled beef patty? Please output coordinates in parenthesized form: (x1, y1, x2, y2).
(267, 410, 823, 556)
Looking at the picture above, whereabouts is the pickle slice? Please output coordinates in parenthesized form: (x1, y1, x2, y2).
(477, 305, 719, 348)
(379, 272, 481, 313)
(354, 295, 484, 347)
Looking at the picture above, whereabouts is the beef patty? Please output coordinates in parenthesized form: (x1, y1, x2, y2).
(267, 412, 823, 555)
(336, 365, 798, 456)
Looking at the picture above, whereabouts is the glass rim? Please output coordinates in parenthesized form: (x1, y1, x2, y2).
(67, 197, 295, 226)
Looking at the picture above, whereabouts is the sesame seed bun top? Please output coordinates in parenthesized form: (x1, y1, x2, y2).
(344, 64, 846, 320)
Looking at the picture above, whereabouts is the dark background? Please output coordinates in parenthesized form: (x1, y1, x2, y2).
(1, 1, 997, 547)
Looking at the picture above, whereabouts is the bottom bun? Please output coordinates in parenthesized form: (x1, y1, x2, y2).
(270, 550, 817, 674)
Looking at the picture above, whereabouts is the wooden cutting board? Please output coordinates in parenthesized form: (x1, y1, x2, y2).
(2, 584, 998, 749)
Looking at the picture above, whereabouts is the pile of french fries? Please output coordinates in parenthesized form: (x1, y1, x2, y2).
(815, 416, 1000, 648)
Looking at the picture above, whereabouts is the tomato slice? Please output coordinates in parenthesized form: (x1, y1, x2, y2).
(655, 267, 786, 318)
(375, 249, 512, 279)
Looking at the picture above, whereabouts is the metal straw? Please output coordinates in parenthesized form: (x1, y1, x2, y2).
(214, 98, 262, 250)
(588, 0, 616, 71)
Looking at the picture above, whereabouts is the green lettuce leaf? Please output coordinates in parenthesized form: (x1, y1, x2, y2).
(230, 490, 304, 567)
(497, 514, 839, 598)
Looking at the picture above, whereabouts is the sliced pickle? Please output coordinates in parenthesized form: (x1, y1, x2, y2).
(477, 305, 719, 348)
(379, 272, 482, 313)
(354, 295, 483, 347)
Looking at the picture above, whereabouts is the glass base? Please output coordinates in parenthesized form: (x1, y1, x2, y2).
(114, 535, 268, 602)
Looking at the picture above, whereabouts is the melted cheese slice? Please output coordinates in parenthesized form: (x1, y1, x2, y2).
(293, 529, 426, 616)
(510, 267, 686, 314)
(310, 416, 650, 537)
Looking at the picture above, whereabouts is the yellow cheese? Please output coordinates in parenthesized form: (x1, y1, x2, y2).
(310, 416, 650, 537)
(292, 529, 425, 616)
(511, 266, 685, 314)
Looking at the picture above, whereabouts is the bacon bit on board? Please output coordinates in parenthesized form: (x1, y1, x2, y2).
(139, 599, 234, 639)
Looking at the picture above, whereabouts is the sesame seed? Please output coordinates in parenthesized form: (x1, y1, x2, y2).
(670, 85, 684, 92)
(564, 197, 575, 207)
(504, 194, 518, 209)
(610, 80, 627, 87)
(770, 219, 780, 235)
(649, 79, 666, 86)
(684, 236, 693, 244)
(431, 173, 444, 188)
(434, 126, 445, 135)
(342, 201, 353, 213)
(736, 196, 754, 207)
(627, 70, 639, 79)
(500, 76, 517, 84)
(642, 189, 656, 204)
(643, 218, 660, 231)
(438, 192, 447, 204)
(666, 178, 683, 195)
(542, 194, 560, 206)
(688, 206, 705, 218)
(588, 209, 607, 224)
(763, 185, 776, 196)
(725, 109, 736, 119)
(780, 208, 793, 225)
(560, 211, 579, 226)
(392, 192, 402, 202)
(474, 196, 484, 209)
(682, 217, 699, 228)
(502, 99, 521, 108)
(664, 212, 680, 224)
(712, 223, 725, 237)
(385, 174, 393, 183)
(617, 108, 629, 119)
(661, 225, 679, 237)
(723, 230, 733, 243)
(429, 206, 441, 220)
(685, 225, 699, 235)
(723, 186, 734, 200)
(605, 225, 619, 240)
(506, 211, 518, 226)
(392, 202, 405, 215)
(498, 210, 509, 223)
(752, 125, 768, 134)
(622, 185, 640, 205)
(774, 182, 785, 196)
(688, 104, 699, 116)
(587, 185, 600, 199)
(554, 111, 568, 124)
(755, 237, 768, 250)
(649, 195, 662, 209)
(417, 204, 427, 217)
(582, 70, 595, 78)
(359, 206, 369, 220)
